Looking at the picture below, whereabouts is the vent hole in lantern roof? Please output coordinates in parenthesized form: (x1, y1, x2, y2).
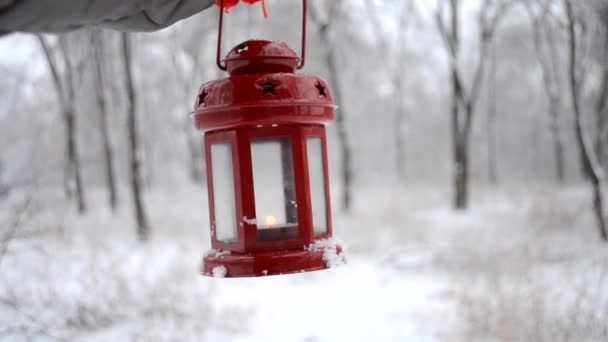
(198, 89, 209, 107)
(315, 81, 326, 97)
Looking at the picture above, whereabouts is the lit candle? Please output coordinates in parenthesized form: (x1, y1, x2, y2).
(264, 215, 277, 227)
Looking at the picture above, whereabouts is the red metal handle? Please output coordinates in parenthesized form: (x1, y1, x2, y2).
(216, 0, 307, 71)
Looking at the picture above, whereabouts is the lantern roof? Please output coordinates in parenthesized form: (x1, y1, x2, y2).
(193, 40, 335, 132)
(225, 40, 299, 75)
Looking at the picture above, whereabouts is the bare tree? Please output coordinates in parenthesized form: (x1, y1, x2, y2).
(121, 33, 150, 241)
(37, 35, 86, 214)
(309, 0, 353, 211)
(0, 192, 33, 267)
(435, 0, 510, 209)
(91, 29, 119, 210)
(486, 37, 499, 186)
(595, 20, 608, 169)
(525, 0, 567, 183)
(0, 160, 6, 198)
(564, 0, 608, 241)
(365, 0, 416, 184)
(170, 27, 206, 183)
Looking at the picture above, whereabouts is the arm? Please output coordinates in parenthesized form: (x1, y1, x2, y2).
(0, 0, 215, 33)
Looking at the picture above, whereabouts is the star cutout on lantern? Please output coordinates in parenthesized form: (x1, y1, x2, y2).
(257, 78, 278, 96)
(315, 81, 326, 97)
(198, 89, 208, 106)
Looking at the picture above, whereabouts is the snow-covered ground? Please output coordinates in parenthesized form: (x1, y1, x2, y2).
(1, 184, 607, 341)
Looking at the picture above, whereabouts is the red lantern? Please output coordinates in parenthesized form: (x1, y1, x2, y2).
(194, 0, 345, 277)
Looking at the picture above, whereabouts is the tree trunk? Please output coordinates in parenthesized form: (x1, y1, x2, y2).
(578, 128, 594, 181)
(325, 47, 353, 212)
(121, 33, 150, 241)
(92, 30, 118, 211)
(170, 29, 206, 184)
(364, 1, 414, 185)
(185, 119, 205, 183)
(527, 2, 567, 183)
(440, 0, 501, 210)
(313, 22, 352, 212)
(65, 111, 86, 214)
(565, 0, 608, 241)
(548, 102, 566, 182)
(309, 2, 353, 212)
(597, 106, 607, 169)
(545, 37, 567, 183)
(595, 44, 608, 169)
(0, 160, 7, 197)
(487, 39, 498, 186)
(446, 0, 472, 211)
(450, 63, 470, 209)
(454, 137, 469, 210)
(37, 35, 86, 213)
(58, 37, 86, 214)
(393, 74, 407, 183)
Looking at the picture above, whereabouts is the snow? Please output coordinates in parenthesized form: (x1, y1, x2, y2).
(305, 238, 347, 268)
(1, 185, 607, 341)
(212, 265, 228, 278)
(208, 258, 447, 342)
(242, 216, 257, 225)
(321, 247, 345, 268)
(205, 249, 232, 258)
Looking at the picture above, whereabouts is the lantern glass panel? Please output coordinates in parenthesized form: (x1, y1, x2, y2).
(307, 137, 328, 236)
(211, 143, 237, 242)
(251, 138, 299, 241)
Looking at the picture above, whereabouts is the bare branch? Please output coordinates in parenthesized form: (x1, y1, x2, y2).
(309, 0, 341, 29)
(327, 0, 341, 21)
(566, 0, 605, 181)
(121, 32, 150, 240)
(525, 0, 556, 93)
(597, 48, 608, 119)
(435, 0, 456, 57)
(0, 193, 34, 268)
(364, 1, 390, 54)
(57, 36, 75, 107)
(566, 0, 608, 241)
(36, 35, 67, 110)
(308, 0, 322, 26)
(469, 0, 512, 110)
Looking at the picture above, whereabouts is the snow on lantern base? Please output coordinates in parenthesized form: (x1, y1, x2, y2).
(202, 239, 345, 277)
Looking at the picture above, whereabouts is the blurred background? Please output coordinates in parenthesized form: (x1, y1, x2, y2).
(1, 0, 608, 340)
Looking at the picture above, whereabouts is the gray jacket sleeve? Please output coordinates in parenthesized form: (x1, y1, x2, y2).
(0, 0, 215, 33)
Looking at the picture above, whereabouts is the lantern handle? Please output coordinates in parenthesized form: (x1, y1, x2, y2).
(216, 0, 307, 71)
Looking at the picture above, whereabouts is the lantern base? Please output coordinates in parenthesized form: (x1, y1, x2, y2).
(202, 242, 345, 278)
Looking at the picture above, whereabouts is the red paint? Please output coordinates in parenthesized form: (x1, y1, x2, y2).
(215, 0, 239, 12)
(195, 2, 343, 278)
(203, 246, 343, 277)
(215, 0, 267, 18)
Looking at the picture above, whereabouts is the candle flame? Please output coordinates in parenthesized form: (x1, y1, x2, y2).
(264, 215, 277, 227)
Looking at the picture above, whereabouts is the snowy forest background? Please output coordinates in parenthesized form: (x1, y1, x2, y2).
(1, 0, 608, 340)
